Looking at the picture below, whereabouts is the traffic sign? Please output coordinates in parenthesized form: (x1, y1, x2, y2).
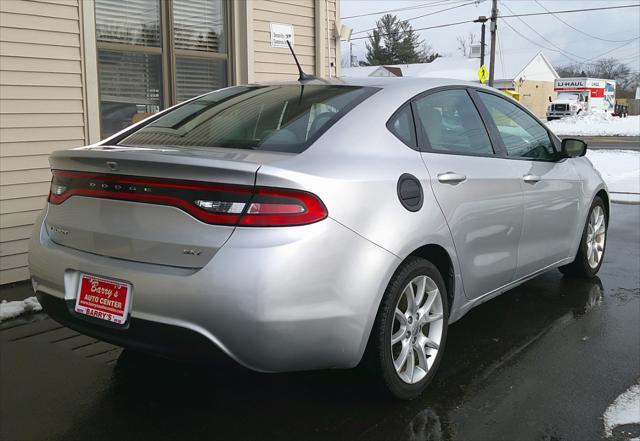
(478, 64, 489, 84)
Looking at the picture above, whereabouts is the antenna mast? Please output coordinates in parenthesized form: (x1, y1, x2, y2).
(286, 40, 316, 81)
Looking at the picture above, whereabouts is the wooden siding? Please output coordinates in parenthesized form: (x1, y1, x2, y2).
(0, 0, 337, 285)
(0, 0, 86, 284)
(252, 0, 337, 81)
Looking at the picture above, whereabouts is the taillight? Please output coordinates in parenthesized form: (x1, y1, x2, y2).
(239, 188, 327, 227)
(48, 170, 327, 227)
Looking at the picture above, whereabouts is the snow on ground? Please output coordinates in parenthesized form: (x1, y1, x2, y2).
(547, 113, 640, 137)
(0, 297, 42, 323)
(603, 382, 640, 439)
(586, 150, 640, 204)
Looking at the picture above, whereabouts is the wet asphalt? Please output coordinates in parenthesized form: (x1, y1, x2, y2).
(1, 203, 639, 441)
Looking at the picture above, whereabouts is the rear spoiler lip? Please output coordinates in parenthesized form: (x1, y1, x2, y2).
(48, 148, 264, 187)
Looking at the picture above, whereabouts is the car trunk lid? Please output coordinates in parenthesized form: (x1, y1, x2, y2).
(45, 146, 290, 268)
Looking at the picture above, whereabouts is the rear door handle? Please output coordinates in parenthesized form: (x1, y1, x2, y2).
(437, 172, 467, 184)
(523, 173, 541, 184)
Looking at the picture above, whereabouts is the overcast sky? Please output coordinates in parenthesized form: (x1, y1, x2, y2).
(340, 0, 640, 71)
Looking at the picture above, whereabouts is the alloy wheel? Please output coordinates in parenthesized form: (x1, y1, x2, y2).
(390, 275, 444, 384)
(586, 205, 606, 269)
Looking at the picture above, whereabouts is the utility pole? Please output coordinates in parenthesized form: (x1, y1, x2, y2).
(473, 16, 488, 69)
(350, 42, 354, 67)
(488, 0, 498, 86)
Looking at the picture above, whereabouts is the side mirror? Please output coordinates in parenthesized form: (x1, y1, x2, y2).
(548, 96, 552, 103)
(561, 138, 587, 158)
(585, 95, 589, 102)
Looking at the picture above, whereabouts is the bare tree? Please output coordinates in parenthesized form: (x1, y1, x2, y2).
(456, 32, 477, 56)
(590, 58, 631, 83)
(556, 58, 637, 98)
(618, 72, 640, 98)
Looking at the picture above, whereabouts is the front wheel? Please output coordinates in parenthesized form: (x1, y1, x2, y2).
(366, 257, 448, 400)
(559, 196, 607, 278)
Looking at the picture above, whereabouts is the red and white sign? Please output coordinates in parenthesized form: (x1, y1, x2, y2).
(553, 78, 608, 97)
(553, 86, 605, 98)
(75, 274, 131, 324)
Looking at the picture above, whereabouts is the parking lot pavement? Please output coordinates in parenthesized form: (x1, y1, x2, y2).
(1, 203, 639, 441)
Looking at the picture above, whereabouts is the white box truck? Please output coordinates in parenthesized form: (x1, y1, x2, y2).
(546, 78, 616, 121)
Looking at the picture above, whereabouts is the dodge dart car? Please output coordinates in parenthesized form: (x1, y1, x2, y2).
(29, 78, 608, 399)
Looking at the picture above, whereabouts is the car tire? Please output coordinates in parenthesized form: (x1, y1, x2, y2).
(559, 196, 607, 278)
(365, 257, 449, 400)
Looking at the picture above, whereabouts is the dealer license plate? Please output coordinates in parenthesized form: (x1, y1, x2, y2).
(74, 273, 131, 325)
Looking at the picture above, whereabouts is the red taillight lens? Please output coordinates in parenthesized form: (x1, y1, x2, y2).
(239, 188, 327, 227)
(48, 170, 327, 227)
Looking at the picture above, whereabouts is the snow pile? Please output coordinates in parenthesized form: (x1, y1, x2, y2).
(603, 382, 640, 438)
(0, 297, 42, 323)
(586, 150, 640, 203)
(547, 113, 640, 136)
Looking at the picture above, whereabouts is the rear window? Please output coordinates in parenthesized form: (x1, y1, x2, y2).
(118, 85, 377, 153)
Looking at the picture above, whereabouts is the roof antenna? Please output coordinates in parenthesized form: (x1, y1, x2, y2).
(287, 40, 315, 81)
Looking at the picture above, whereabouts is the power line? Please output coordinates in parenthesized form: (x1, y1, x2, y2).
(340, 0, 469, 20)
(500, 17, 579, 63)
(497, 26, 505, 76)
(352, 1, 480, 36)
(499, 1, 588, 62)
(582, 37, 640, 63)
(350, 19, 475, 41)
(616, 52, 640, 62)
(533, 0, 638, 43)
(349, 3, 640, 44)
(497, 4, 640, 20)
(502, 17, 640, 66)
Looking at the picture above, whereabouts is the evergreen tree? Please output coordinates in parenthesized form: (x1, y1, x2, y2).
(365, 14, 436, 65)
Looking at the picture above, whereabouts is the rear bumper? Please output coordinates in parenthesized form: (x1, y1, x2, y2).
(29, 207, 399, 372)
(36, 291, 235, 365)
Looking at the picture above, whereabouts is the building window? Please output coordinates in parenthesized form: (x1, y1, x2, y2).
(95, 0, 228, 138)
(173, 0, 228, 103)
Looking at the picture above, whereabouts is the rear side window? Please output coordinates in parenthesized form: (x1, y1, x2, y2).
(412, 89, 494, 155)
(118, 85, 376, 153)
(387, 105, 416, 148)
(477, 92, 557, 160)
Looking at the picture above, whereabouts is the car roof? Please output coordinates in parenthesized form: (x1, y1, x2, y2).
(249, 76, 486, 94)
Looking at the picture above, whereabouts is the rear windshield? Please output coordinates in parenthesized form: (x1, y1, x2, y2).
(118, 85, 377, 153)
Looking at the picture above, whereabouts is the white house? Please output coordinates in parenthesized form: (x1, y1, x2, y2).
(342, 48, 559, 118)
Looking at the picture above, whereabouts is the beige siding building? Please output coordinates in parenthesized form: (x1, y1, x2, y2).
(0, 0, 340, 285)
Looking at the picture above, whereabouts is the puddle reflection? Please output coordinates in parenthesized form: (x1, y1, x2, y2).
(55, 274, 610, 441)
(403, 408, 444, 441)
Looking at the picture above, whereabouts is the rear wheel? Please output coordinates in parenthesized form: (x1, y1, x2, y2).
(366, 257, 448, 400)
(559, 196, 607, 278)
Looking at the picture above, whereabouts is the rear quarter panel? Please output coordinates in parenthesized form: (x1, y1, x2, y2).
(570, 155, 609, 255)
(254, 87, 466, 321)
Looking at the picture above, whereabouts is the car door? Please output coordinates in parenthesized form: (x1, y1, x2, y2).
(412, 88, 524, 300)
(472, 90, 581, 279)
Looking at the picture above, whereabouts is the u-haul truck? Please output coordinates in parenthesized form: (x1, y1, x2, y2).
(546, 77, 616, 121)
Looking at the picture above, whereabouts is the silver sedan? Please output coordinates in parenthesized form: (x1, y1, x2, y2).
(29, 78, 608, 399)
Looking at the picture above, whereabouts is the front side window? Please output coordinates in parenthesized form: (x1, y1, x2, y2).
(477, 92, 557, 160)
(412, 89, 494, 155)
(119, 85, 376, 153)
